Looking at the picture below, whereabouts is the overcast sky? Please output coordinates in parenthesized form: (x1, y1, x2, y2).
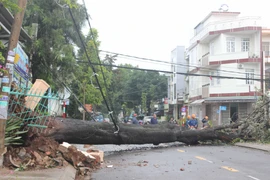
(83, 0, 269, 71)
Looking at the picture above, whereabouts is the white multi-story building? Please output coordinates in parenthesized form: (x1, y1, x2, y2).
(167, 46, 186, 119)
(187, 10, 268, 125)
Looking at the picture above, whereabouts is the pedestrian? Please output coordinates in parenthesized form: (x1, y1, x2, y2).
(169, 117, 177, 124)
(138, 119, 143, 125)
(231, 112, 238, 123)
(132, 113, 139, 125)
(188, 114, 198, 130)
(150, 114, 158, 124)
(201, 116, 211, 129)
(185, 115, 191, 129)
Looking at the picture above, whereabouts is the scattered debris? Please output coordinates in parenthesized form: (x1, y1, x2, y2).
(188, 161, 192, 165)
(3, 136, 101, 177)
(137, 160, 148, 167)
(180, 168, 185, 171)
(107, 165, 113, 168)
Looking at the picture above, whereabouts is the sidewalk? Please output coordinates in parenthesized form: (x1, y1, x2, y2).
(235, 142, 270, 152)
(0, 164, 76, 180)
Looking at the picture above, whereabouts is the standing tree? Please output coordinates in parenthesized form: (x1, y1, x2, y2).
(22, 0, 86, 88)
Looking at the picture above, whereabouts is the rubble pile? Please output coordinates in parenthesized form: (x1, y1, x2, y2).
(3, 136, 103, 177)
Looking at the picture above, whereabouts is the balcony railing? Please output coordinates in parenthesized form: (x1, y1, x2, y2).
(190, 16, 261, 45)
(209, 51, 249, 62)
(202, 52, 209, 66)
(202, 84, 210, 98)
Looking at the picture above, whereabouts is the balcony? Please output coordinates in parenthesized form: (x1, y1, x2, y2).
(190, 16, 261, 45)
(209, 51, 249, 62)
(202, 52, 209, 66)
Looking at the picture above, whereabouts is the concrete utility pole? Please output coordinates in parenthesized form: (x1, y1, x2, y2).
(83, 85, 86, 120)
(0, 0, 28, 167)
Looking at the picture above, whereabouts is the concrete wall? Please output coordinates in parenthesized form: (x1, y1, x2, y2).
(169, 46, 186, 105)
(176, 46, 186, 99)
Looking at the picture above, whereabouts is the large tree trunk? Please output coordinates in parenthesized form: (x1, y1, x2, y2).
(43, 118, 242, 145)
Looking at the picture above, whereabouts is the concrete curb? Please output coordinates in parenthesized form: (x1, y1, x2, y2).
(235, 143, 270, 152)
(0, 164, 77, 180)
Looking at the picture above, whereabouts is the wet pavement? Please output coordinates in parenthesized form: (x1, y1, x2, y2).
(91, 145, 270, 180)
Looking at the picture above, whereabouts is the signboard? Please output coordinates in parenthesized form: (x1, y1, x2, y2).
(164, 104, 169, 112)
(220, 106, 227, 111)
(13, 43, 29, 79)
(11, 44, 32, 88)
(164, 98, 168, 104)
(181, 106, 186, 112)
(60, 99, 70, 105)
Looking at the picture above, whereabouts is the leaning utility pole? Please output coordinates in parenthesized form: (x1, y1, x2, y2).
(0, 0, 28, 166)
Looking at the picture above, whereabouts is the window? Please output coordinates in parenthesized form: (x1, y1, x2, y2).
(241, 38, 250, 52)
(262, 42, 270, 56)
(246, 69, 254, 84)
(210, 42, 214, 55)
(210, 68, 220, 86)
(226, 37, 235, 52)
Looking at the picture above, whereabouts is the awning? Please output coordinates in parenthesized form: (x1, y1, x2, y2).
(0, 6, 31, 42)
(204, 96, 257, 103)
(190, 99, 205, 105)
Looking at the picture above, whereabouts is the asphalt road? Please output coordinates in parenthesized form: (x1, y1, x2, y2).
(90, 145, 269, 180)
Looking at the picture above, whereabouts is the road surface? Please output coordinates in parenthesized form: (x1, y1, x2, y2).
(91, 145, 269, 180)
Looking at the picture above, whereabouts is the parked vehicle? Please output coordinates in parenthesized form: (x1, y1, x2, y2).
(103, 118, 110, 123)
(95, 114, 104, 122)
(143, 116, 153, 124)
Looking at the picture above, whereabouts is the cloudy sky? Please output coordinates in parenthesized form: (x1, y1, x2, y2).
(83, 0, 269, 71)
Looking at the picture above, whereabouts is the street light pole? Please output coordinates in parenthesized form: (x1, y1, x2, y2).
(0, 0, 28, 167)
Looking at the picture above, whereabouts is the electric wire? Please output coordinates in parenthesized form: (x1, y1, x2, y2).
(40, 61, 96, 121)
(100, 50, 263, 77)
(68, 6, 118, 131)
(76, 61, 268, 81)
(81, 0, 116, 122)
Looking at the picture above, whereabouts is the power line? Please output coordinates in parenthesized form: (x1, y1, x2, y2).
(100, 50, 263, 77)
(81, 0, 116, 120)
(40, 61, 96, 121)
(68, 7, 118, 132)
(77, 61, 268, 81)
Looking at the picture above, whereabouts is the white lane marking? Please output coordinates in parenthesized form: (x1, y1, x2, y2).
(206, 160, 213, 163)
(247, 175, 260, 180)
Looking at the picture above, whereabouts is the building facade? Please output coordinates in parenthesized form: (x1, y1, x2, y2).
(187, 11, 266, 126)
(167, 46, 186, 119)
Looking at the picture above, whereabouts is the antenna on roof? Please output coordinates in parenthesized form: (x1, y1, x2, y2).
(219, 4, 229, 12)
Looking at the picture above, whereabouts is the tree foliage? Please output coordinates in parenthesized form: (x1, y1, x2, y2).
(107, 63, 168, 118)
(23, 0, 85, 88)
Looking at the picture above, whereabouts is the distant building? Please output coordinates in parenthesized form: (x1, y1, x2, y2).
(187, 10, 269, 125)
(167, 46, 186, 120)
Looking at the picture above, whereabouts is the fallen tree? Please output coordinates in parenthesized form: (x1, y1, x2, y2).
(41, 95, 270, 145)
(43, 118, 243, 145)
